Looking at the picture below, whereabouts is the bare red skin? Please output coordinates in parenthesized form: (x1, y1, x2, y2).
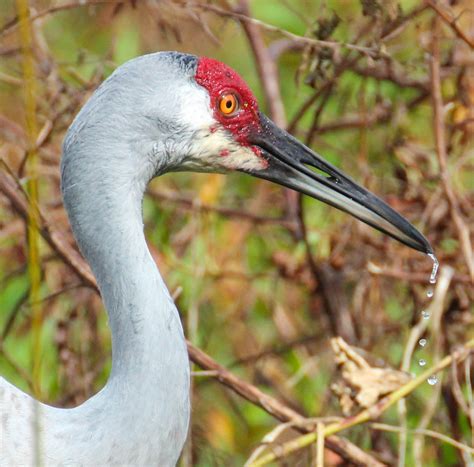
(195, 57, 262, 150)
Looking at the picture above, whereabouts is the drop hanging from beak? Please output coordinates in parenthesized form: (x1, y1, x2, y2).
(244, 112, 432, 255)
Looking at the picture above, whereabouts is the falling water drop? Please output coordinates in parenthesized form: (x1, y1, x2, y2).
(427, 375, 438, 385)
(415, 256, 439, 382)
(428, 253, 439, 284)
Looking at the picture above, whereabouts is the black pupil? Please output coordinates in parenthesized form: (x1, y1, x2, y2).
(226, 99, 232, 108)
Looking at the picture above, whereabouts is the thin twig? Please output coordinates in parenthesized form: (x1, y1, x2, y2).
(425, 0, 474, 48)
(147, 188, 296, 231)
(349, 61, 429, 91)
(313, 91, 429, 134)
(370, 422, 474, 454)
(367, 262, 470, 284)
(396, 268, 454, 464)
(413, 266, 454, 463)
(0, 0, 121, 38)
(316, 422, 324, 467)
(187, 2, 389, 59)
(465, 354, 474, 447)
(429, 16, 474, 281)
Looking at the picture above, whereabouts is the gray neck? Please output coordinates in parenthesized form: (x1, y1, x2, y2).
(62, 142, 189, 381)
(80, 181, 171, 380)
(60, 133, 190, 464)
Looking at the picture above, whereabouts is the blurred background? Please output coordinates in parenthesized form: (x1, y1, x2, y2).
(0, 0, 472, 465)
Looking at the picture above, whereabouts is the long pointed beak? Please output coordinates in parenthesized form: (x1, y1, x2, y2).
(245, 112, 432, 254)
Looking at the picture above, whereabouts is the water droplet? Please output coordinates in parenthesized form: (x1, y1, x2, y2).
(419, 338, 427, 347)
(422, 310, 430, 320)
(418, 359, 427, 366)
(428, 253, 439, 284)
(427, 375, 438, 385)
(426, 288, 434, 298)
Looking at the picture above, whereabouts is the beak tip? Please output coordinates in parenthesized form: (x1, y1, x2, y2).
(412, 232, 433, 256)
(424, 242, 434, 256)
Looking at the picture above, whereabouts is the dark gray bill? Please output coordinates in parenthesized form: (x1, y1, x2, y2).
(244, 112, 432, 254)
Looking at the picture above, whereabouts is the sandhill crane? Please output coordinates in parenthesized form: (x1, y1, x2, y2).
(0, 52, 432, 466)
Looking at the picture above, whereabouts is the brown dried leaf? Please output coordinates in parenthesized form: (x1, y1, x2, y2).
(331, 337, 412, 415)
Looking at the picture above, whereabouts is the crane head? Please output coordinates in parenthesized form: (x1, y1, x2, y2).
(65, 52, 431, 255)
(181, 56, 431, 254)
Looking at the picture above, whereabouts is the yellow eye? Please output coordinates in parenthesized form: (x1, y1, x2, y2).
(219, 93, 239, 116)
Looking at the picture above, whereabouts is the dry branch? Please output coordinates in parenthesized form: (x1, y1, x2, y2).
(0, 170, 96, 289)
(147, 188, 296, 231)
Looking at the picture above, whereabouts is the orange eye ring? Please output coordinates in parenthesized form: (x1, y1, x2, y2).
(218, 93, 239, 116)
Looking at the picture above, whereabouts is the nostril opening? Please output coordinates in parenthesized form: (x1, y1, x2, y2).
(303, 163, 332, 180)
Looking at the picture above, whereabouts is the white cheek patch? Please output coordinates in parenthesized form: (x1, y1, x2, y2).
(188, 127, 267, 172)
(222, 144, 269, 171)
